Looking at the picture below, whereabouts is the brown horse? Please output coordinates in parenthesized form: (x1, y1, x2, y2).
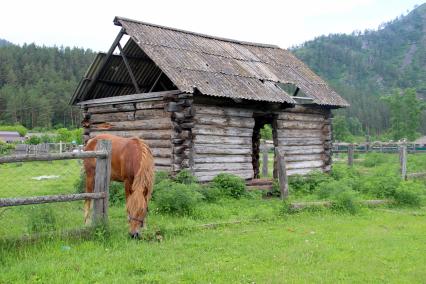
(84, 134, 154, 238)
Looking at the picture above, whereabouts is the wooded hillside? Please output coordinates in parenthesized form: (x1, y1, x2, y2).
(293, 3, 426, 135)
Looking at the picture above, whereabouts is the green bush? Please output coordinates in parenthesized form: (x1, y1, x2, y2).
(175, 169, 198, 184)
(289, 171, 332, 195)
(27, 207, 57, 233)
(212, 173, 247, 199)
(196, 185, 223, 203)
(155, 171, 170, 184)
(330, 190, 360, 214)
(392, 189, 421, 207)
(359, 171, 401, 198)
(362, 153, 388, 167)
(154, 180, 203, 215)
(74, 172, 86, 194)
(109, 182, 125, 206)
(317, 179, 353, 199)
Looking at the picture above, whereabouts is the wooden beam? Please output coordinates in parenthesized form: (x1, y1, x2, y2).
(0, 151, 107, 164)
(149, 71, 163, 92)
(275, 148, 289, 200)
(0, 192, 106, 207)
(84, 29, 125, 100)
(117, 42, 141, 93)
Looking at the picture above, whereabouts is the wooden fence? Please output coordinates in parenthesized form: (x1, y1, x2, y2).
(333, 142, 426, 153)
(0, 140, 112, 225)
(340, 143, 426, 180)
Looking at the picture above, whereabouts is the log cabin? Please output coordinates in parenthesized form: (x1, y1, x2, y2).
(70, 17, 349, 182)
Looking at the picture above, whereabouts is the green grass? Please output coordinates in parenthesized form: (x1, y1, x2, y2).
(0, 154, 426, 282)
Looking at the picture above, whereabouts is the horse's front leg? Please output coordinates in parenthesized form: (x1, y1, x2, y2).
(84, 171, 95, 225)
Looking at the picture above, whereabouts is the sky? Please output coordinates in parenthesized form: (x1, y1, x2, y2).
(0, 0, 423, 51)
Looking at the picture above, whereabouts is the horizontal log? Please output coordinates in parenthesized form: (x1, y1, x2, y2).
(78, 90, 181, 106)
(195, 115, 255, 128)
(286, 160, 324, 170)
(91, 118, 171, 131)
(193, 155, 252, 164)
(287, 167, 323, 176)
(90, 112, 135, 123)
(277, 112, 325, 122)
(194, 135, 252, 145)
(284, 105, 328, 115)
(193, 162, 253, 172)
(154, 157, 171, 167)
(90, 130, 172, 140)
(0, 151, 106, 164)
(0, 192, 106, 207)
(407, 172, 426, 179)
(277, 137, 324, 146)
(134, 109, 169, 119)
(193, 125, 253, 137)
(145, 140, 171, 148)
(88, 103, 135, 114)
(277, 120, 325, 130)
(284, 154, 324, 162)
(135, 101, 166, 110)
(194, 170, 254, 182)
(194, 145, 252, 155)
(276, 129, 323, 138)
(152, 148, 172, 158)
(193, 105, 253, 117)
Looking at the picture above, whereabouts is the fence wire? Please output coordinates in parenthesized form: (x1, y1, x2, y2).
(0, 159, 86, 239)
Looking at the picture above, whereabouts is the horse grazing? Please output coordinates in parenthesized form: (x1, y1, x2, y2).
(84, 134, 154, 238)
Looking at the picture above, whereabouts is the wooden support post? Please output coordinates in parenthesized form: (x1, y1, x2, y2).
(117, 42, 141, 93)
(275, 148, 288, 200)
(262, 141, 268, 177)
(400, 143, 407, 180)
(348, 144, 354, 167)
(93, 140, 112, 224)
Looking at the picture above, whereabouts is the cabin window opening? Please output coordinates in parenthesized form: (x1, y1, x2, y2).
(252, 114, 277, 179)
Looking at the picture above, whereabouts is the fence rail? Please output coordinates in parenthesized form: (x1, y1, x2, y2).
(0, 140, 111, 224)
(333, 142, 426, 153)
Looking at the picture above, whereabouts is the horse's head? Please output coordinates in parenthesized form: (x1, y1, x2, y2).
(128, 210, 145, 239)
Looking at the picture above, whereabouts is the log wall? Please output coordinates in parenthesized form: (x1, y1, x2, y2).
(192, 104, 255, 182)
(275, 105, 332, 176)
(82, 95, 173, 172)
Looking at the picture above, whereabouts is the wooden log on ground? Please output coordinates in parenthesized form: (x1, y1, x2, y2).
(0, 192, 106, 207)
(0, 151, 106, 164)
(290, 199, 389, 210)
(407, 172, 426, 179)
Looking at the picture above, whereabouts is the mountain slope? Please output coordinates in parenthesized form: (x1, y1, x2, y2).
(0, 38, 11, 47)
(293, 3, 426, 135)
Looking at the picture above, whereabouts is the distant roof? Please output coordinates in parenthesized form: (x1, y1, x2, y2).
(414, 136, 426, 144)
(71, 17, 349, 107)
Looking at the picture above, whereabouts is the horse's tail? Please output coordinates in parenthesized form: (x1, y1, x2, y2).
(128, 138, 155, 213)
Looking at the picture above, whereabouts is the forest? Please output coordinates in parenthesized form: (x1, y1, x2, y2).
(0, 4, 425, 140)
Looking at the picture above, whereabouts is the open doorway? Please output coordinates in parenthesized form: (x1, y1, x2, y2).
(252, 114, 277, 179)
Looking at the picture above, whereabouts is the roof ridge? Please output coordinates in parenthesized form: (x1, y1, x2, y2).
(114, 16, 281, 49)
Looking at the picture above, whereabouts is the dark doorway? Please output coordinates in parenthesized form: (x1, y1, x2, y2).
(252, 114, 277, 179)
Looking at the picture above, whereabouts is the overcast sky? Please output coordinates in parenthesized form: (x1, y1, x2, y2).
(0, 0, 423, 51)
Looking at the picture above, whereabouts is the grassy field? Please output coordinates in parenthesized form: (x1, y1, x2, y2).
(0, 153, 425, 283)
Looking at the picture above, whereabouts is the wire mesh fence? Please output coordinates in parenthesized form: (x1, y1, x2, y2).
(0, 159, 85, 238)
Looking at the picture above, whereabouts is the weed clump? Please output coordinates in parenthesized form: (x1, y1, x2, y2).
(174, 169, 198, 185)
(27, 207, 57, 233)
(212, 173, 247, 199)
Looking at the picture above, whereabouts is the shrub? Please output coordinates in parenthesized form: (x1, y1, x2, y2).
(289, 171, 332, 195)
(317, 179, 352, 199)
(154, 180, 203, 215)
(74, 172, 86, 194)
(155, 171, 170, 184)
(362, 153, 388, 167)
(359, 171, 400, 198)
(197, 185, 223, 203)
(109, 182, 125, 206)
(27, 207, 57, 233)
(175, 169, 198, 184)
(330, 190, 360, 214)
(392, 189, 421, 207)
(212, 173, 246, 199)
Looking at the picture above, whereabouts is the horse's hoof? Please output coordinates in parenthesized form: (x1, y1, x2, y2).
(129, 232, 140, 239)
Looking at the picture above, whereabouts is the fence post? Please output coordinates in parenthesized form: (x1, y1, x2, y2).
(93, 140, 112, 224)
(348, 144, 354, 167)
(275, 148, 288, 200)
(262, 141, 268, 177)
(400, 143, 407, 180)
